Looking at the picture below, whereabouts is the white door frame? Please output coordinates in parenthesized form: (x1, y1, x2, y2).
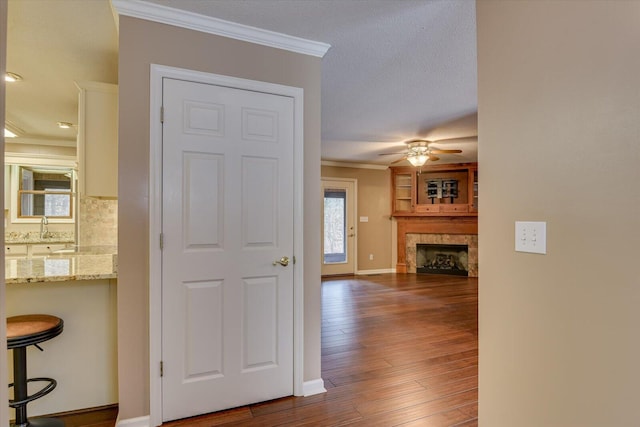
(321, 177, 358, 275)
(148, 64, 305, 426)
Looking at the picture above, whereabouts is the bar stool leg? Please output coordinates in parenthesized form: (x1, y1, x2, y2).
(7, 314, 65, 427)
(12, 347, 28, 427)
(11, 347, 65, 427)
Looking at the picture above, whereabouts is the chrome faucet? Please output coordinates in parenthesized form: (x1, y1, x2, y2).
(40, 216, 49, 239)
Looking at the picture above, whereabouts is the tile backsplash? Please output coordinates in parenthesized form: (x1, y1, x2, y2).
(79, 196, 118, 247)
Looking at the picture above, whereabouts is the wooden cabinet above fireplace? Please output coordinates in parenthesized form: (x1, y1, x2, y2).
(391, 163, 478, 217)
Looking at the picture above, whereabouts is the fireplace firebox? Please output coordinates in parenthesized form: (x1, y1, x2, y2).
(416, 244, 469, 276)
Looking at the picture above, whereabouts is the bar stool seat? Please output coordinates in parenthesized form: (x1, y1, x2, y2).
(7, 314, 64, 427)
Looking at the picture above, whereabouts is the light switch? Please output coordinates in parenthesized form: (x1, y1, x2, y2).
(515, 221, 547, 254)
(360, 216, 369, 222)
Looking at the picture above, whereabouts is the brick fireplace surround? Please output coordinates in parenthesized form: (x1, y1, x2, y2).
(396, 216, 478, 277)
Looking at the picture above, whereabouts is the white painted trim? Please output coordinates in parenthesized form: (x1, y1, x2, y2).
(75, 80, 118, 94)
(356, 268, 396, 275)
(292, 77, 306, 398)
(116, 415, 150, 427)
(7, 137, 76, 148)
(4, 153, 76, 167)
(148, 64, 164, 427)
(149, 64, 305, 422)
(302, 379, 327, 397)
(321, 160, 389, 170)
(112, 0, 330, 58)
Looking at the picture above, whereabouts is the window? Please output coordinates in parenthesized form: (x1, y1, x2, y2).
(10, 165, 75, 221)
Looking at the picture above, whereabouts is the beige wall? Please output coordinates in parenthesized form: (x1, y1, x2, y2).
(6, 279, 117, 417)
(0, 0, 8, 423)
(477, 1, 640, 425)
(321, 165, 392, 271)
(118, 17, 322, 420)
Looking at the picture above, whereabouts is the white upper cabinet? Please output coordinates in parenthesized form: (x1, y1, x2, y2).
(76, 82, 118, 198)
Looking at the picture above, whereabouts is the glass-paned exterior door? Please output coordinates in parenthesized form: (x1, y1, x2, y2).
(321, 178, 356, 276)
(324, 189, 347, 264)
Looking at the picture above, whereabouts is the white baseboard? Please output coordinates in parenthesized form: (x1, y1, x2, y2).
(116, 415, 151, 427)
(302, 378, 327, 397)
(356, 268, 395, 275)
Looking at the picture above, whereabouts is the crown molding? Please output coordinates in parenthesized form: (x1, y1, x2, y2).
(321, 160, 390, 170)
(111, 0, 331, 58)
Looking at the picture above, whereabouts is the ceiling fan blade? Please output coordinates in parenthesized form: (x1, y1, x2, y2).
(390, 157, 408, 165)
(429, 149, 462, 154)
(428, 155, 440, 161)
(378, 151, 406, 156)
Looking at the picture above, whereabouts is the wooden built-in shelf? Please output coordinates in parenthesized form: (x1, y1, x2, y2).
(391, 162, 478, 217)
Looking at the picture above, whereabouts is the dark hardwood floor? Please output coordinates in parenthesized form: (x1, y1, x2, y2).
(162, 273, 478, 426)
(46, 274, 478, 426)
(31, 404, 118, 427)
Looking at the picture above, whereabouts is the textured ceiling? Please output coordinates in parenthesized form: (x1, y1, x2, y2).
(6, 0, 477, 165)
(146, 0, 478, 165)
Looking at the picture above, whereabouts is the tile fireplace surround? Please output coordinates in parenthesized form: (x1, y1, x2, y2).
(395, 217, 478, 277)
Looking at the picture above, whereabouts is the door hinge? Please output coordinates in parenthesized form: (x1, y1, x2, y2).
(293, 256, 296, 264)
(160, 233, 164, 250)
(160, 106, 164, 123)
(160, 361, 164, 377)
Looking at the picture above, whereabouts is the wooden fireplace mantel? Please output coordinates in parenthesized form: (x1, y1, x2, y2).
(396, 216, 478, 273)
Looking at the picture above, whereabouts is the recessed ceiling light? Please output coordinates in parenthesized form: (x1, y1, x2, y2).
(5, 72, 23, 82)
(57, 121, 75, 129)
(4, 122, 22, 138)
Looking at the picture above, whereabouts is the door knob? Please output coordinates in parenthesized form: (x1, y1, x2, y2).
(273, 256, 290, 267)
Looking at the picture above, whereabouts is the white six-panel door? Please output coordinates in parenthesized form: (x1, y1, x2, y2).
(161, 77, 295, 421)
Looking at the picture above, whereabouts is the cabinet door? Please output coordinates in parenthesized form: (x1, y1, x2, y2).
(32, 244, 67, 255)
(393, 172, 414, 213)
(4, 165, 10, 209)
(5, 245, 27, 257)
(77, 82, 118, 198)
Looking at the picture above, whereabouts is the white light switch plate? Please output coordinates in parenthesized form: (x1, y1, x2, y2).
(360, 216, 369, 222)
(515, 221, 547, 254)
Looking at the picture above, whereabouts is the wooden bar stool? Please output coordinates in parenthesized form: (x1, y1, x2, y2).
(7, 314, 65, 427)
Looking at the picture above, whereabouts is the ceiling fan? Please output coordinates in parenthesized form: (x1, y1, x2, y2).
(381, 139, 463, 167)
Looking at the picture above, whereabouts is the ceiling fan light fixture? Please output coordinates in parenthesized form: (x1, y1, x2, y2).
(407, 153, 428, 167)
(405, 141, 429, 166)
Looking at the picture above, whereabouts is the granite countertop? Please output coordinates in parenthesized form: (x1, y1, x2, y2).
(6, 251, 118, 284)
(5, 231, 75, 245)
